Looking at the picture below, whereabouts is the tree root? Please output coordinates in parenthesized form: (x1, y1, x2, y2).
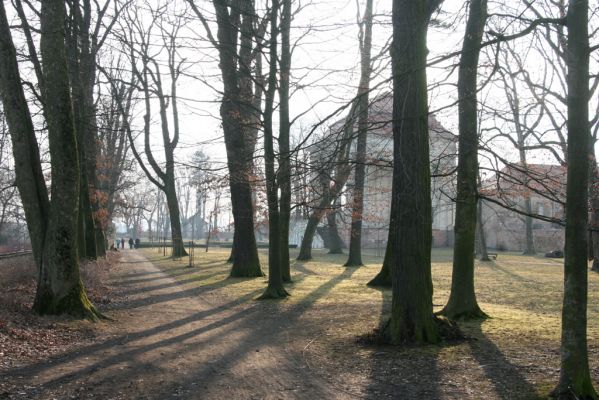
(257, 286, 290, 300)
(436, 306, 489, 321)
(344, 261, 364, 267)
(366, 271, 391, 288)
(550, 383, 598, 400)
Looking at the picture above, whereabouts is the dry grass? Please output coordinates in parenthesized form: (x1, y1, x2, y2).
(141, 246, 599, 398)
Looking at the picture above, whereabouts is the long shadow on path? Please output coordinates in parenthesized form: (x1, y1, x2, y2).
(465, 321, 539, 400)
(5, 253, 362, 399)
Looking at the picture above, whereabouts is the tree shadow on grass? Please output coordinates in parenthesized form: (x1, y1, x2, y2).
(464, 320, 540, 400)
(484, 261, 539, 285)
(120, 270, 230, 297)
(292, 262, 318, 276)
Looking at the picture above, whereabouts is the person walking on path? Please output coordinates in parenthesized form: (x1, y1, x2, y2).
(121, 238, 125, 249)
(129, 238, 134, 249)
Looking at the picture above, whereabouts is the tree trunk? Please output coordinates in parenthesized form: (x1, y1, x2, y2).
(34, 0, 99, 319)
(590, 195, 599, 272)
(225, 126, 263, 277)
(551, 0, 597, 397)
(66, 7, 98, 261)
(384, 0, 445, 344)
(165, 177, 188, 258)
(297, 207, 325, 260)
(476, 198, 490, 262)
(278, 0, 292, 283)
(523, 198, 536, 255)
(367, 232, 392, 288)
(326, 208, 344, 254)
(259, 1, 288, 299)
(438, 0, 487, 320)
(588, 153, 599, 272)
(345, 0, 374, 268)
(210, 0, 263, 277)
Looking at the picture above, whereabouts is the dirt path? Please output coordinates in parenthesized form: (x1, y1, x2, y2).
(3, 250, 351, 400)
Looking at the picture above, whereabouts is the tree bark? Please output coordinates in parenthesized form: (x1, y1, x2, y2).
(551, 0, 597, 397)
(345, 0, 373, 267)
(384, 0, 445, 344)
(35, 0, 99, 318)
(326, 208, 344, 254)
(438, 0, 487, 320)
(278, 0, 292, 283)
(259, 0, 288, 299)
(210, 0, 263, 277)
(367, 231, 392, 288)
(590, 183, 599, 272)
(476, 198, 490, 262)
(66, 15, 98, 260)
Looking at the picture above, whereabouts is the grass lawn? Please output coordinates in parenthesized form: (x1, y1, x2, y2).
(140, 246, 599, 399)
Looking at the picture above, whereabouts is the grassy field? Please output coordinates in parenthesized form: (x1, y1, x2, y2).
(139, 246, 599, 398)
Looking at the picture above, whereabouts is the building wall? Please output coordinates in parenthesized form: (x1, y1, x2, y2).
(480, 196, 565, 252)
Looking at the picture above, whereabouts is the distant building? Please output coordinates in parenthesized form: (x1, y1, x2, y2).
(480, 163, 566, 252)
(181, 211, 209, 240)
(300, 92, 457, 249)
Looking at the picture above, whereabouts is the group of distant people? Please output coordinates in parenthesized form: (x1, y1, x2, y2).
(113, 237, 140, 250)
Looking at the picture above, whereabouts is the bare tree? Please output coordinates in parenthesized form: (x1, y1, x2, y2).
(187, 0, 266, 277)
(115, 3, 189, 257)
(384, 0, 446, 344)
(438, 0, 488, 321)
(551, 0, 597, 397)
(345, 0, 374, 267)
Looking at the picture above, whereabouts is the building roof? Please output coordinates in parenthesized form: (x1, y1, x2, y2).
(481, 163, 566, 202)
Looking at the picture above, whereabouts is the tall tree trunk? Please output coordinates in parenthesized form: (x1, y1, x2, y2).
(210, 0, 263, 277)
(225, 121, 263, 276)
(384, 0, 445, 344)
(590, 177, 599, 272)
(259, 0, 288, 299)
(165, 177, 187, 258)
(35, 0, 99, 318)
(66, 5, 98, 260)
(438, 0, 487, 320)
(278, 0, 292, 283)
(551, 0, 597, 397)
(523, 198, 536, 255)
(345, 0, 374, 267)
(297, 206, 326, 260)
(476, 198, 490, 261)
